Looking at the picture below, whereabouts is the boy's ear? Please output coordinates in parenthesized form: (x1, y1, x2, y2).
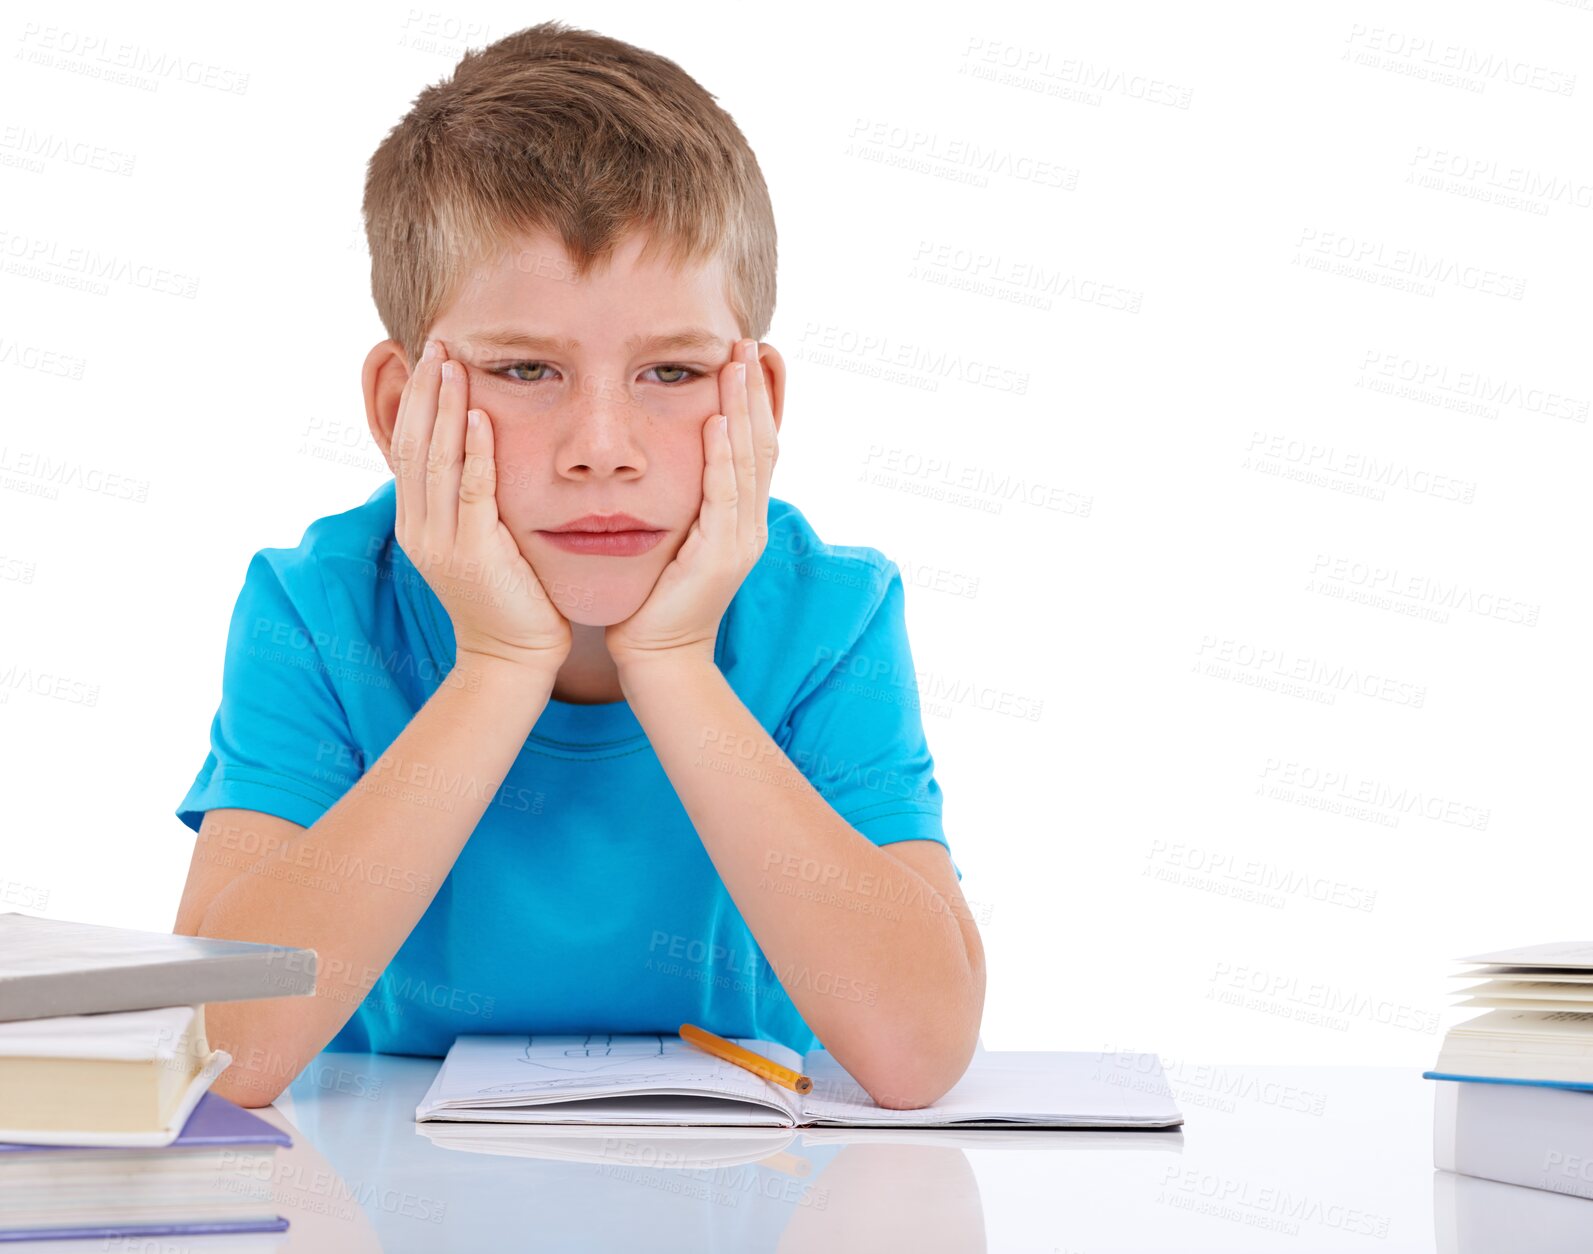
(362, 339, 412, 474)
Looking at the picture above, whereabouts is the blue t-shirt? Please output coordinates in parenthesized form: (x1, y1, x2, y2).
(176, 478, 958, 1059)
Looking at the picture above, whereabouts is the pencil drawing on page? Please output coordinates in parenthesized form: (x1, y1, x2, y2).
(517, 1034, 668, 1073)
(465, 1033, 682, 1095)
(452, 1032, 800, 1103)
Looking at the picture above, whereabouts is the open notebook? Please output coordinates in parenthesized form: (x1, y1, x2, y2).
(415, 1034, 1184, 1129)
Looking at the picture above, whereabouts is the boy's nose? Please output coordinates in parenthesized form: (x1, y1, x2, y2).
(555, 412, 647, 478)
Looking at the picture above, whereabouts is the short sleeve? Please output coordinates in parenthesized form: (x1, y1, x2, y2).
(175, 551, 364, 834)
(776, 560, 960, 882)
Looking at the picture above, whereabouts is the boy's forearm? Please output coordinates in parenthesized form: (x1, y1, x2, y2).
(617, 654, 983, 1109)
(198, 651, 556, 1107)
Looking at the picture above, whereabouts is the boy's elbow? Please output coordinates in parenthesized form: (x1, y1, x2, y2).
(864, 1063, 962, 1111)
(864, 971, 984, 1110)
(201, 1000, 317, 1110)
(855, 1026, 981, 1111)
(230, 1086, 285, 1111)
(868, 1082, 943, 1111)
(209, 1064, 288, 1109)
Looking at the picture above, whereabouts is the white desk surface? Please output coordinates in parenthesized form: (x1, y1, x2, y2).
(171, 1050, 1590, 1252)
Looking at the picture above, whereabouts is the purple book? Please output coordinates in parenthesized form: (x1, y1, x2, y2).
(0, 1090, 291, 1242)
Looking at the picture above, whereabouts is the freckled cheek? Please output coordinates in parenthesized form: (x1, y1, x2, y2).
(652, 426, 708, 487)
(481, 426, 543, 535)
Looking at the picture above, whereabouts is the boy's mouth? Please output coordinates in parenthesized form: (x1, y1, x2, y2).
(534, 529, 666, 557)
(541, 512, 659, 533)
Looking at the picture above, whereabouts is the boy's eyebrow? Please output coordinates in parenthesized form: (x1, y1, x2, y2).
(463, 327, 727, 355)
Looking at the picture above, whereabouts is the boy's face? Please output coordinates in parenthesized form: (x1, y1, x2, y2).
(364, 226, 783, 628)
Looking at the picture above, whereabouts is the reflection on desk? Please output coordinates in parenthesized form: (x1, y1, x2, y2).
(30, 1051, 1591, 1252)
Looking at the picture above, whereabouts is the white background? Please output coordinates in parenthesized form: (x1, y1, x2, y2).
(1, 0, 1589, 1068)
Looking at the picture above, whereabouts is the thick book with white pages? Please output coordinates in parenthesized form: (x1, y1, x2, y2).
(1429, 940, 1593, 1086)
(0, 1005, 232, 1145)
(1425, 1009, 1593, 1087)
(415, 1034, 1184, 1129)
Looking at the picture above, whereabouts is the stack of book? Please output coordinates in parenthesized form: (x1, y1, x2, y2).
(0, 912, 317, 1244)
(1425, 941, 1593, 1215)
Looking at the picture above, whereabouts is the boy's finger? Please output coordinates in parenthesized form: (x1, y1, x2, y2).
(428, 357, 467, 552)
(746, 343, 776, 527)
(397, 340, 442, 536)
(412, 340, 450, 542)
(701, 409, 736, 553)
(724, 360, 755, 554)
(392, 360, 417, 537)
(458, 408, 499, 549)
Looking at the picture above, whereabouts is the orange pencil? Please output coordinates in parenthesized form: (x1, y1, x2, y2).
(679, 1022, 813, 1095)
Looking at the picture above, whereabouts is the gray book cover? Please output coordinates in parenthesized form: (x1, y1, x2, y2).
(0, 913, 317, 1022)
(1434, 1077, 1593, 1198)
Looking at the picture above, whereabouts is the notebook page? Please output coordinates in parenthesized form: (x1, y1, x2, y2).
(418, 1034, 806, 1120)
(797, 1050, 1183, 1127)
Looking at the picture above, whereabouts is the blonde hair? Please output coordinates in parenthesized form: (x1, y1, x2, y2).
(361, 19, 777, 366)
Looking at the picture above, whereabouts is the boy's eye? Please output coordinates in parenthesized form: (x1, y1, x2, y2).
(497, 361, 553, 384)
(491, 362, 704, 386)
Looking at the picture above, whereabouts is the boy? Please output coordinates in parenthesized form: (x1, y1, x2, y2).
(172, 20, 984, 1111)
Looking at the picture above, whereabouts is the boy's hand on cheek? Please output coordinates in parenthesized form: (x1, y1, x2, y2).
(393, 338, 573, 672)
(606, 337, 777, 671)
